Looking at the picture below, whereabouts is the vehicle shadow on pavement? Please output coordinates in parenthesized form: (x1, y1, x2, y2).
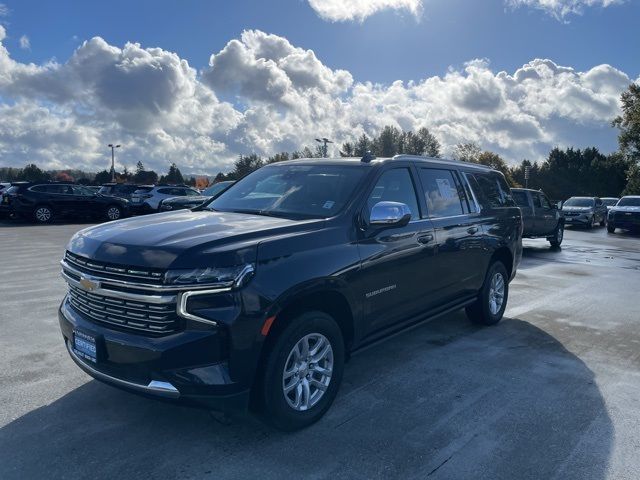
(0, 314, 613, 480)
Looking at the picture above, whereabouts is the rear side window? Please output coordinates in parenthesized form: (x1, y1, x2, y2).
(532, 193, 542, 209)
(367, 168, 420, 220)
(418, 168, 465, 218)
(512, 191, 529, 208)
(30, 185, 49, 193)
(134, 187, 154, 194)
(471, 172, 515, 209)
(98, 186, 112, 195)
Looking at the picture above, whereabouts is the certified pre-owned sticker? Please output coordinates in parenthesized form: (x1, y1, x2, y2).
(366, 284, 397, 298)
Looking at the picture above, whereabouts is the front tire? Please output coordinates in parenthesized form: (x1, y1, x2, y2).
(260, 311, 344, 431)
(607, 224, 615, 233)
(33, 205, 54, 224)
(587, 215, 595, 229)
(466, 261, 509, 326)
(548, 222, 564, 248)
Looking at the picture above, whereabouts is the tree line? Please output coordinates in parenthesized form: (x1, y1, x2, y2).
(2, 84, 639, 198)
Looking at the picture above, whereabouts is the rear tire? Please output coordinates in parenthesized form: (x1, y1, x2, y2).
(33, 205, 54, 224)
(548, 223, 564, 248)
(105, 205, 123, 221)
(466, 261, 508, 326)
(599, 217, 606, 227)
(607, 224, 615, 233)
(260, 311, 344, 431)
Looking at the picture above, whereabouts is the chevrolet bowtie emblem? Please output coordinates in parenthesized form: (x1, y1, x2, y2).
(79, 277, 99, 292)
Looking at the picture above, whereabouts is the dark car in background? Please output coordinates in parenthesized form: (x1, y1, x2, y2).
(159, 181, 235, 211)
(561, 196, 607, 228)
(607, 196, 640, 233)
(2, 182, 129, 223)
(58, 155, 522, 430)
(98, 183, 145, 201)
(602, 197, 619, 211)
(511, 188, 564, 247)
(130, 185, 201, 213)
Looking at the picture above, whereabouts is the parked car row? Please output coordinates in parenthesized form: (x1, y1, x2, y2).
(0, 182, 130, 223)
(511, 189, 639, 247)
(0, 180, 236, 223)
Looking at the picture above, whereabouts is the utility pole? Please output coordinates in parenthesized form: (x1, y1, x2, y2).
(108, 144, 121, 182)
(315, 138, 333, 158)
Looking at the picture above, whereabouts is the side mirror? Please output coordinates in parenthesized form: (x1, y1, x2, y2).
(369, 201, 412, 227)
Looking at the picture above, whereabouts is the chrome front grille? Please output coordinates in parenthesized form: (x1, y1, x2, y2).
(67, 284, 180, 335)
(64, 251, 165, 285)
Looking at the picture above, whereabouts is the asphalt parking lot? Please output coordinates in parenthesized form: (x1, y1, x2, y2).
(1, 220, 639, 479)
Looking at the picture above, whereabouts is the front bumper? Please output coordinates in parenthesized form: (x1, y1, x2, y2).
(608, 213, 640, 230)
(563, 214, 591, 225)
(59, 297, 250, 412)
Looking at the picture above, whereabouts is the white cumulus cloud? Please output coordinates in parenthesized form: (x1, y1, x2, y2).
(506, 0, 626, 19)
(0, 28, 632, 174)
(307, 0, 423, 22)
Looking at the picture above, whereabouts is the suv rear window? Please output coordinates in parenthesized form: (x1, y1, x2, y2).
(512, 191, 529, 207)
(470, 172, 515, 209)
(418, 168, 465, 218)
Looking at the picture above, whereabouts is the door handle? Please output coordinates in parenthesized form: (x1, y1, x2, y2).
(467, 226, 479, 235)
(417, 234, 434, 244)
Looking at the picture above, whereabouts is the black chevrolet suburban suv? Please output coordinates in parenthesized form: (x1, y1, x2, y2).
(511, 188, 564, 247)
(58, 156, 522, 430)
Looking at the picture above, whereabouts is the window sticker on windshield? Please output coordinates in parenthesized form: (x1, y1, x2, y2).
(323, 201, 335, 209)
(435, 178, 457, 199)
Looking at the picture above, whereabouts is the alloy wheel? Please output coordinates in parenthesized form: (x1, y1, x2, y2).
(488, 272, 505, 315)
(107, 207, 121, 220)
(35, 207, 52, 223)
(282, 333, 334, 411)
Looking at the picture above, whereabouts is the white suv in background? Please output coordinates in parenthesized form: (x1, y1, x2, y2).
(130, 185, 201, 212)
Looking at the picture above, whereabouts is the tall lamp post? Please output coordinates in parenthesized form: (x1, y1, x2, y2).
(315, 137, 333, 158)
(108, 144, 121, 182)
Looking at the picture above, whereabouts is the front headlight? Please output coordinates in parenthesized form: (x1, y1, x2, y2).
(165, 264, 254, 287)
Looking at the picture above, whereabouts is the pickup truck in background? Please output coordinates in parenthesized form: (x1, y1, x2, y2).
(511, 188, 564, 247)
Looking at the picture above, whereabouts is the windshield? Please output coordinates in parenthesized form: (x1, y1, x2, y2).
(617, 197, 640, 207)
(602, 198, 618, 206)
(563, 198, 594, 207)
(207, 164, 367, 219)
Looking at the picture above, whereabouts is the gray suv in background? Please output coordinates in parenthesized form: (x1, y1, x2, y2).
(561, 196, 607, 228)
(130, 185, 201, 212)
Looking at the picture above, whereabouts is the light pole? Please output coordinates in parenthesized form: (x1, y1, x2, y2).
(524, 165, 531, 189)
(315, 137, 333, 158)
(108, 144, 121, 182)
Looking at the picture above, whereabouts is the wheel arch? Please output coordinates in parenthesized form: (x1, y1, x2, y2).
(489, 246, 514, 278)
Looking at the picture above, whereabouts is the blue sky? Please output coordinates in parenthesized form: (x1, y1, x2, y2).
(4, 0, 638, 83)
(0, 0, 637, 173)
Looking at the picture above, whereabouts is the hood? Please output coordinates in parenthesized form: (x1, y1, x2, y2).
(610, 206, 640, 213)
(67, 210, 325, 269)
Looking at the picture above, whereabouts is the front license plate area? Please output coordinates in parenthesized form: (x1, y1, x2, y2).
(73, 330, 98, 363)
